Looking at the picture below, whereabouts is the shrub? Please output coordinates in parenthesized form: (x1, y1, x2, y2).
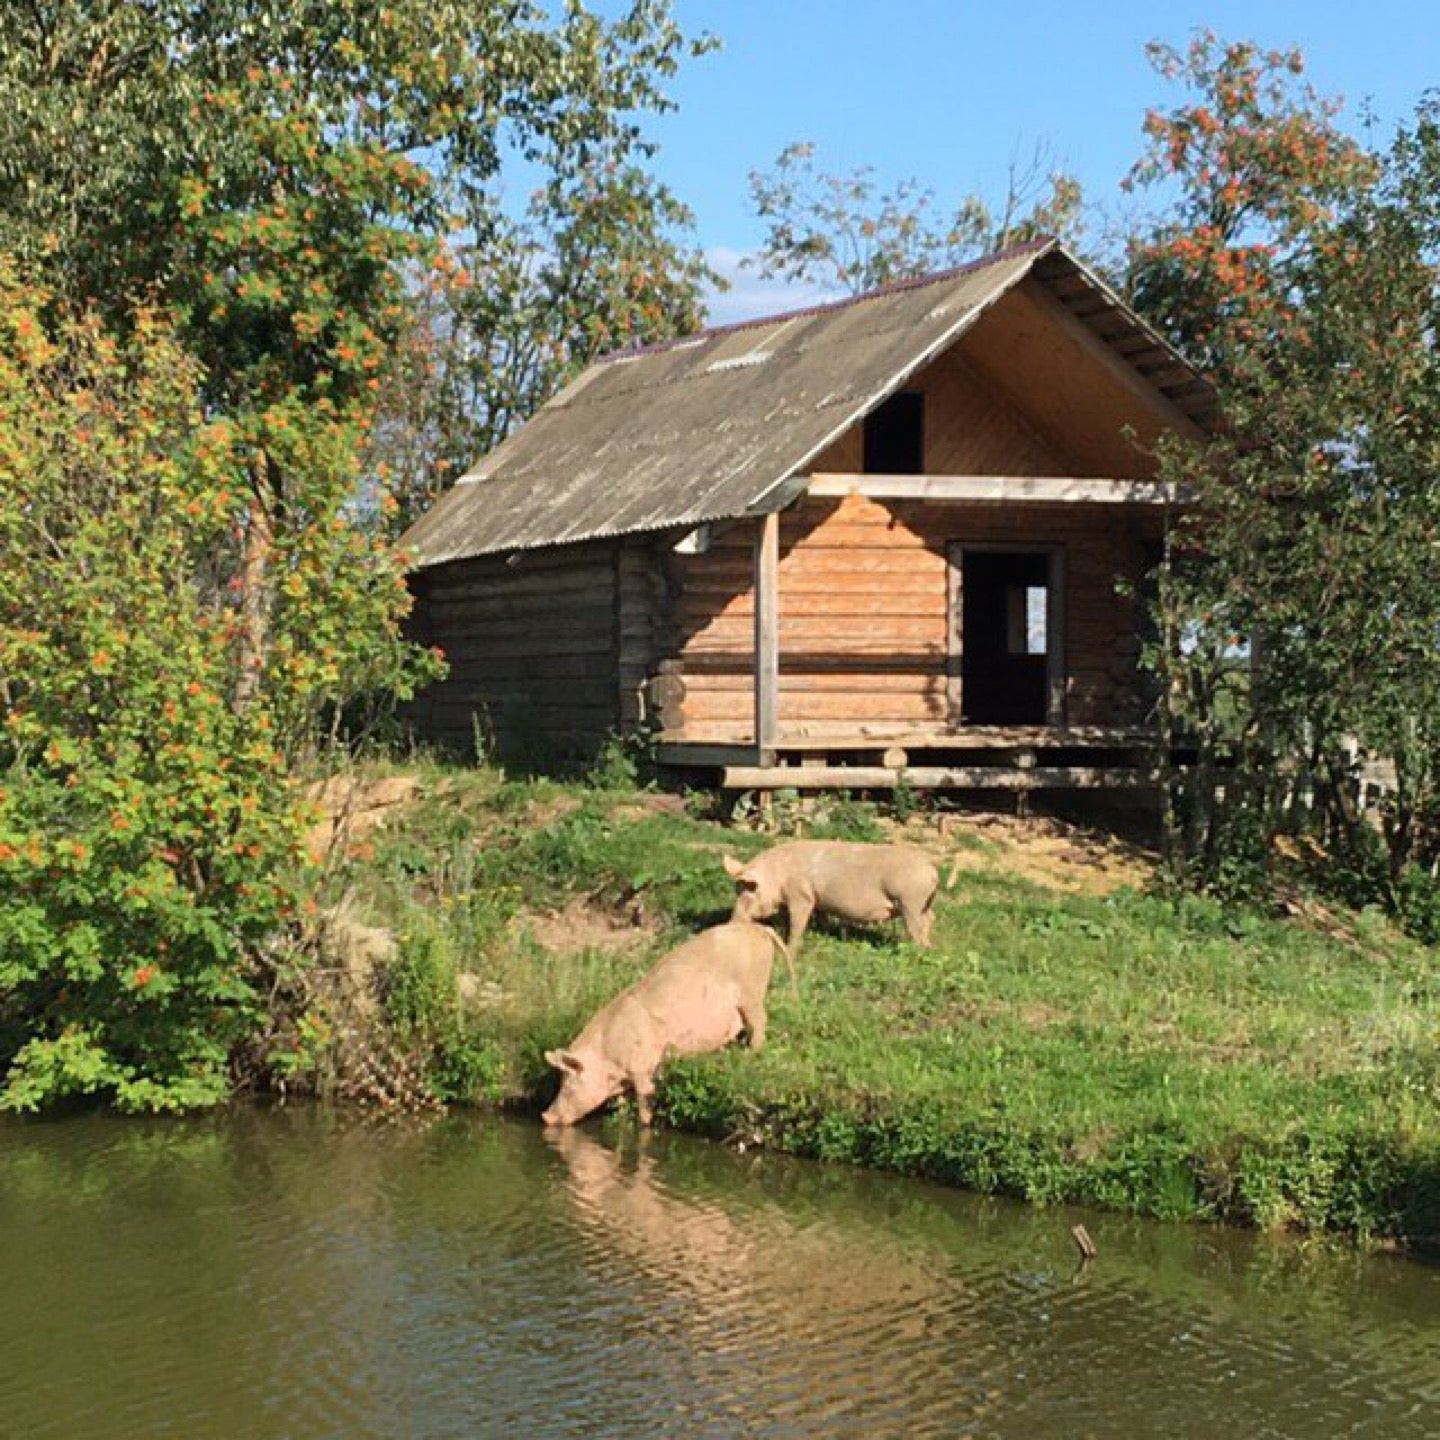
(0, 277, 434, 1112)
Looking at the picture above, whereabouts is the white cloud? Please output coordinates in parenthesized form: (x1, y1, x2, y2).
(700, 246, 843, 327)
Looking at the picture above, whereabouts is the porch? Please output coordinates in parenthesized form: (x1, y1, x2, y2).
(653, 473, 1172, 793)
(657, 725, 1162, 792)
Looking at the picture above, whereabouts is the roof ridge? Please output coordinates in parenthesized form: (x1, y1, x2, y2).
(595, 235, 1057, 365)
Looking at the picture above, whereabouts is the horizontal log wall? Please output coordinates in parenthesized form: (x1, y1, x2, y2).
(408, 541, 622, 762)
(618, 538, 665, 729)
(653, 528, 756, 739)
(659, 494, 1153, 742)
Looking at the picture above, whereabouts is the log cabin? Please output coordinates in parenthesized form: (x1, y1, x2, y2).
(400, 238, 1219, 791)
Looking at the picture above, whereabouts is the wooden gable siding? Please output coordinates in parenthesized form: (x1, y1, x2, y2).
(808, 340, 1077, 477)
(409, 541, 623, 760)
(957, 281, 1177, 477)
(658, 494, 1153, 742)
(805, 279, 1173, 483)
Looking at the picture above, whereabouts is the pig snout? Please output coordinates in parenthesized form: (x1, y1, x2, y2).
(543, 1049, 616, 1127)
(731, 877, 780, 923)
(543, 1078, 597, 1127)
(541, 1087, 576, 1127)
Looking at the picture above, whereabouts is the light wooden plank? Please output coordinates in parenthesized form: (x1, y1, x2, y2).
(1047, 545, 1067, 726)
(685, 616, 947, 643)
(684, 672, 945, 693)
(805, 474, 1182, 504)
(946, 545, 963, 724)
(690, 691, 945, 722)
(721, 765, 1160, 791)
(676, 595, 943, 622)
(661, 723, 1155, 749)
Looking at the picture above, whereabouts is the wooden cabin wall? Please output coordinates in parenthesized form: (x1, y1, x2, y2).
(408, 541, 624, 763)
(404, 496, 1152, 755)
(657, 495, 1152, 743)
(650, 527, 758, 739)
(617, 538, 666, 729)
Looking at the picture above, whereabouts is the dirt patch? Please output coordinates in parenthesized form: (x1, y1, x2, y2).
(518, 894, 659, 956)
(610, 792, 691, 825)
(456, 972, 509, 1011)
(889, 811, 1155, 896)
(524, 794, 584, 827)
(1017, 1002, 1063, 1029)
(305, 774, 422, 860)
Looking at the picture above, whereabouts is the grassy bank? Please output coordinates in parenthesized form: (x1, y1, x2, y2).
(326, 761, 1440, 1240)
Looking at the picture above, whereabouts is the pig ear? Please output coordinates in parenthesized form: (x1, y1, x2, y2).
(545, 1048, 584, 1075)
(722, 854, 759, 887)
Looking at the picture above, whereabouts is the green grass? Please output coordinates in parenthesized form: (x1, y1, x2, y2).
(331, 760, 1440, 1240)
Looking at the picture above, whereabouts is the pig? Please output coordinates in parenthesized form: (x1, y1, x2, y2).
(542, 921, 793, 1128)
(723, 841, 957, 955)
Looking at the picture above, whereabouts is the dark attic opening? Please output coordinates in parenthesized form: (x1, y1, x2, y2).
(863, 390, 924, 473)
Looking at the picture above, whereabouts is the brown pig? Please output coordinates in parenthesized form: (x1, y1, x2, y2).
(723, 841, 956, 955)
(542, 922, 792, 1128)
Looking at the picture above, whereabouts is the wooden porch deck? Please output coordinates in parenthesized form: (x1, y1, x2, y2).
(657, 724, 1163, 792)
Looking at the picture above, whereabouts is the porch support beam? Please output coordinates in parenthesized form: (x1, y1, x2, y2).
(805, 474, 1185, 504)
(1046, 545, 1067, 726)
(753, 509, 780, 763)
(722, 765, 1160, 791)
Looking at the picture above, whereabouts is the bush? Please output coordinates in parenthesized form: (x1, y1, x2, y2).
(1394, 865, 1440, 947)
(0, 276, 434, 1112)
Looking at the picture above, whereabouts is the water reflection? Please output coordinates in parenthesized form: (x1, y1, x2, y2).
(544, 1125, 998, 1436)
(1, 1110, 1437, 1439)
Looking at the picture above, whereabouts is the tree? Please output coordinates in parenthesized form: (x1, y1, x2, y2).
(0, 1, 717, 1108)
(370, 164, 716, 533)
(0, 280, 334, 1110)
(746, 141, 1084, 296)
(0, 0, 714, 698)
(1126, 34, 1440, 923)
(1125, 33, 1374, 377)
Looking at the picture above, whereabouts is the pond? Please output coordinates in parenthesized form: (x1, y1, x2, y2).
(2, 1108, 1437, 1438)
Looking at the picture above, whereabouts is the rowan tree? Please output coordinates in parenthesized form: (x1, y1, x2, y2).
(0, 281, 325, 1110)
(1127, 34, 1440, 922)
(0, 1, 716, 1108)
(0, 0, 713, 707)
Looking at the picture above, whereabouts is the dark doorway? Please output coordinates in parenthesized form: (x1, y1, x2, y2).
(957, 549, 1054, 725)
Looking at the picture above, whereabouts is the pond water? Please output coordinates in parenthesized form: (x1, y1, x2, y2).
(2, 1108, 1437, 1439)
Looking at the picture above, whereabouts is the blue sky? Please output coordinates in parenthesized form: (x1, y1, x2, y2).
(639, 1, 1439, 322)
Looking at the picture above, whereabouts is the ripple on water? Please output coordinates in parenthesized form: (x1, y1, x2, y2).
(1, 1110, 1437, 1439)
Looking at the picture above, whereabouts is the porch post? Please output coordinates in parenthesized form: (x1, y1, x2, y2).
(754, 509, 780, 763)
(1046, 546, 1067, 726)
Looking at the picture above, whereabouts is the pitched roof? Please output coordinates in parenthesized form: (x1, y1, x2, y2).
(402, 239, 1216, 569)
